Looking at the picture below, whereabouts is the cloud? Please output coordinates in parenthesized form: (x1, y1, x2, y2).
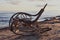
(36, 5, 43, 7)
(5, 0, 21, 5)
(28, 0, 46, 1)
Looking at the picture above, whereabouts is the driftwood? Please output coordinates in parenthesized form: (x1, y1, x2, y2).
(9, 3, 52, 35)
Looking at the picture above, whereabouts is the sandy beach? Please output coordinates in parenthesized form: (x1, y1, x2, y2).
(0, 19, 60, 40)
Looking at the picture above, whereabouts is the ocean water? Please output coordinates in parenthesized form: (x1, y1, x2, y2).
(0, 11, 60, 28)
(0, 12, 14, 28)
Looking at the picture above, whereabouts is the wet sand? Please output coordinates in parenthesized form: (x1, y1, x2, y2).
(0, 19, 60, 40)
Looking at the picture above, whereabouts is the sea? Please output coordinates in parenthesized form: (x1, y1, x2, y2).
(0, 11, 60, 28)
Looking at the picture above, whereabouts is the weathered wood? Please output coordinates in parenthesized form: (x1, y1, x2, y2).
(9, 3, 51, 35)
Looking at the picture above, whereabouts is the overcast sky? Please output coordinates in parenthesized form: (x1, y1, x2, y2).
(0, 0, 60, 13)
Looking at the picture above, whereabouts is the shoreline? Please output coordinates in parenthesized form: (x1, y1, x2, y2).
(0, 19, 60, 40)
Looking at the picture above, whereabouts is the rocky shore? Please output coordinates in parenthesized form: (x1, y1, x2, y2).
(0, 18, 60, 40)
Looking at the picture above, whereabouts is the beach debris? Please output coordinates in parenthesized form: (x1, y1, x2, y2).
(9, 3, 52, 35)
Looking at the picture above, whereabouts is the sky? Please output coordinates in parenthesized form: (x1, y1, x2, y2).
(0, 0, 60, 11)
(0, 0, 60, 17)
